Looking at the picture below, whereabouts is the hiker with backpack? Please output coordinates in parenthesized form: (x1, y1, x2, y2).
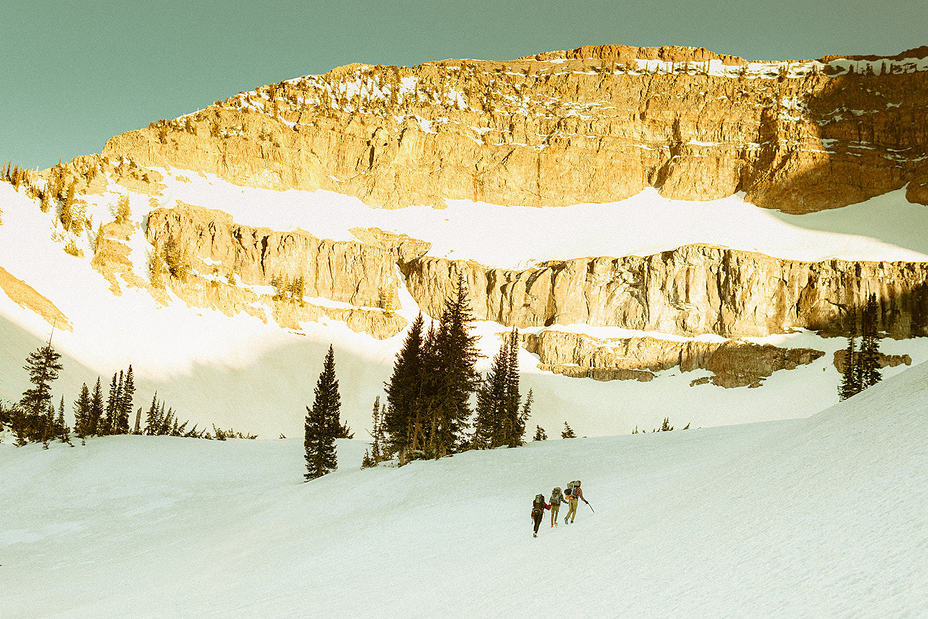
(530, 493, 550, 538)
(549, 486, 564, 527)
(563, 480, 589, 524)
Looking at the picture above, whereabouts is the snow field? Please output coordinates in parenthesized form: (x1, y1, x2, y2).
(148, 170, 928, 268)
(2, 360, 927, 616)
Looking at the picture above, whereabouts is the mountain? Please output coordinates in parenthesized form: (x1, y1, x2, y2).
(1, 44, 928, 436)
(2, 354, 927, 615)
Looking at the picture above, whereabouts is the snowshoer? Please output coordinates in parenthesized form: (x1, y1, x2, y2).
(563, 480, 588, 524)
(531, 493, 550, 537)
(549, 486, 564, 527)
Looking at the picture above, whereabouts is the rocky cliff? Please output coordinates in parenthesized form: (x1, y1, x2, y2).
(100, 45, 928, 212)
(402, 245, 928, 339)
(522, 330, 824, 388)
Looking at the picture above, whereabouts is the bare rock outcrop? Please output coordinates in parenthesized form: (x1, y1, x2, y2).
(402, 246, 928, 338)
(100, 46, 928, 212)
(523, 330, 824, 388)
(832, 349, 912, 373)
(0, 266, 72, 331)
(142, 203, 409, 338)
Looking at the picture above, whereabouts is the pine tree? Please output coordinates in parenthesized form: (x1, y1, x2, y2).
(144, 393, 161, 435)
(383, 313, 424, 462)
(74, 383, 91, 439)
(102, 372, 121, 435)
(561, 421, 576, 439)
(426, 275, 480, 458)
(860, 294, 882, 389)
(839, 336, 859, 400)
(368, 396, 384, 463)
(472, 338, 510, 449)
(18, 339, 64, 443)
(56, 396, 71, 443)
(117, 365, 135, 434)
(89, 378, 104, 435)
(503, 328, 523, 447)
(533, 425, 547, 441)
(304, 345, 340, 481)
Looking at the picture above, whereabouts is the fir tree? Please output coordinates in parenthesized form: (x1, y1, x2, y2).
(561, 421, 576, 439)
(520, 389, 534, 438)
(367, 396, 384, 463)
(56, 396, 71, 444)
(304, 345, 340, 480)
(503, 328, 523, 447)
(117, 365, 135, 434)
(839, 336, 859, 401)
(533, 425, 547, 441)
(144, 393, 160, 435)
(472, 337, 510, 449)
(89, 377, 104, 435)
(383, 313, 424, 462)
(73, 383, 91, 439)
(427, 275, 480, 458)
(19, 339, 64, 441)
(102, 372, 121, 435)
(860, 294, 882, 389)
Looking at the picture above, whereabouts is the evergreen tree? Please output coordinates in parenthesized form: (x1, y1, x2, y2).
(73, 383, 91, 439)
(472, 338, 510, 450)
(89, 378, 104, 435)
(520, 389, 533, 437)
(18, 339, 64, 442)
(117, 365, 135, 434)
(102, 372, 121, 435)
(426, 275, 480, 458)
(304, 345, 340, 480)
(383, 313, 424, 462)
(144, 393, 161, 435)
(533, 425, 547, 441)
(503, 328, 523, 447)
(860, 294, 883, 389)
(56, 396, 71, 443)
(839, 336, 859, 400)
(561, 421, 576, 439)
(367, 396, 384, 463)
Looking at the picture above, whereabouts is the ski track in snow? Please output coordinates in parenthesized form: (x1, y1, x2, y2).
(1, 360, 927, 615)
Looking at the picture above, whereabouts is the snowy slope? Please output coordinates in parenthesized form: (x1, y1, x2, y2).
(2, 360, 927, 616)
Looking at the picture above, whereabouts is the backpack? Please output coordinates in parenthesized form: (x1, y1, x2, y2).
(550, 487, 563, 506)
(565, 481, 579, 498)
(532, 493, 545, 517)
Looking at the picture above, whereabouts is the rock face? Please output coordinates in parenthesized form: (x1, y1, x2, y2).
(0, 266, 71, 331)
(100, 45, 928, 212)
(402, 246, 928, 339)
(522, 330, 825, 388)
(88, 203, 419, 339)
(832, 349, 912, 373)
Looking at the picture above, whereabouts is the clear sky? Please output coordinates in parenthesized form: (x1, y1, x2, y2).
(2, 0, 925, 169)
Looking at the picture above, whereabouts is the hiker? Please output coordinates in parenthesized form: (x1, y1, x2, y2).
(563, 480, 588, 524)
(549, 486, 564, 527)
(531, 493, 550, 538)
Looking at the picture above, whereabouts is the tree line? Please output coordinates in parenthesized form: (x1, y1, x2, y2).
(0, 339, 253, 447)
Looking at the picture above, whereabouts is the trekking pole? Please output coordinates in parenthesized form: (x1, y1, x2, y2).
(586, 501, 594, 513)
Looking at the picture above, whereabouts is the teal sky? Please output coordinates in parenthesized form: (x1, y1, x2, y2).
(2, 0, 925, 170)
